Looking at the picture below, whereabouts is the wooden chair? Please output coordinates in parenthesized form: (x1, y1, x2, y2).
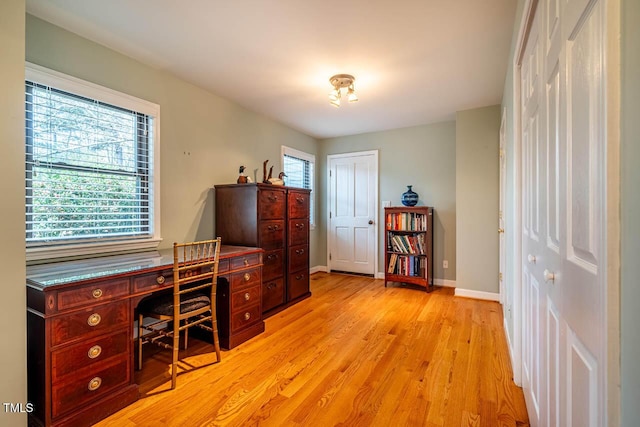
(137, 238, 222, 389)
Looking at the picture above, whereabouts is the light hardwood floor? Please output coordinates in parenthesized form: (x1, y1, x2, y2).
(96, 273, 529, 426)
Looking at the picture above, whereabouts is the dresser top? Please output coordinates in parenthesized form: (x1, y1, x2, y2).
(27, 245, 262, 290)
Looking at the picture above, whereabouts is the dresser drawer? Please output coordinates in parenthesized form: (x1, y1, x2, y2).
(229, 252, 261, 270)
(51, 300, 129, 347)
(230, 303, 261, 332)
(259, 220, 285, 249)
(289, 245, 309, 273)
(132, 270, 173, 294)
(263, 249, 284, 281)
(288, 219, 309, 246)
(231, 284, 260, 311)
(288, 270, 309, 301)
(57, 278, 130, 311)
(262, 278, 284, 312)
(258, 188, 286, 219)
(229, 267, 260, 290)
(51, 329, 129, 382)
(288, 191, 310, 218)
(51, 357, 129, 419)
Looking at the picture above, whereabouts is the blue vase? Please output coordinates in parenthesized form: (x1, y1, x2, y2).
(401, 185, 418, 206)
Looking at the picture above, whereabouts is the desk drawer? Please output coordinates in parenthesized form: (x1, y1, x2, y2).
(51, 357, 129, 419)
(132, 270, 173, 294)
(229, 253, 261, 270)
(229, 267, 260, 291)
(230, 303, 261, 332)
(57, 278, 130, 311)
(51, 300, 129, 347)
(51, 329, 129, 382)
(231, 284, 260, 311)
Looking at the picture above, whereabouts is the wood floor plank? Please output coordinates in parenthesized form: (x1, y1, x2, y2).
(95, 273, 529, 426)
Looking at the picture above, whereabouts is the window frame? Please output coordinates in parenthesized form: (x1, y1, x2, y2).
(281, 145, 315, 229)
(25, 63, 162, 261)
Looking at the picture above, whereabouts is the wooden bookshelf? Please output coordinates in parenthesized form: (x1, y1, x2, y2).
(384, 206, 434, 291)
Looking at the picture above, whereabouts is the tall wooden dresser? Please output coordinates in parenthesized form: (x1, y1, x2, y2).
(215, 183, 311, 315)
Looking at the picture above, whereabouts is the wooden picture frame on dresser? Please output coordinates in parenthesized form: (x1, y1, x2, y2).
(215, 183, 311, 316)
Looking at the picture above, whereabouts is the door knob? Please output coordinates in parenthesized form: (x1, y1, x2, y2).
(527, 254, 536, 263)
(543, 269, 555, 283)
(368, 220, 374, 225)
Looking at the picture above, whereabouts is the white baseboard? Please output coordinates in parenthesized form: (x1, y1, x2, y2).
(375, 272, 385, 279)
(310, 265, 328, 274)
(434, 278, 456, 287)
(454, 288, 500, 301)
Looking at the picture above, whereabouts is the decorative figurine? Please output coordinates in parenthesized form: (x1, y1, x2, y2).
(237, 165, 248, 184)
(262, 160, 269, 183)
(268, 172, 287, 186)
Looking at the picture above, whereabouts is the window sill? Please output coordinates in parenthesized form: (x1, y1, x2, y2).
(26, 238, 163, 263)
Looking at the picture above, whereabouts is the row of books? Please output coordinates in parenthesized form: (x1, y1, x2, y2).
(386, 212, 428, 231)
(387, 233, 426, 254)
(387, 254, 426, 277)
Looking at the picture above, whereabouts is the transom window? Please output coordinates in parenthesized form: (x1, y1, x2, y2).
(281, 146, 315, 227)
(25, 64, 161, 260)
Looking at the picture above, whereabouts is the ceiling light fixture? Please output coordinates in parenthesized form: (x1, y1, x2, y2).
(328, 74, 358, 108)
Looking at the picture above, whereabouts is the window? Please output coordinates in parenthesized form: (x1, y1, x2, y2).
(25, 64, 161, 260)
(281, 146, 315, 228)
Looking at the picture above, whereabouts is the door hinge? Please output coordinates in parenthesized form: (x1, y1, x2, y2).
(499, 272, 503, 281)
(330, 212, 332, 219)
(329, 253, 332, 261)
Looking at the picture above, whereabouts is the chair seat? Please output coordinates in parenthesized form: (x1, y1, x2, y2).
(140, 292, 211, 317)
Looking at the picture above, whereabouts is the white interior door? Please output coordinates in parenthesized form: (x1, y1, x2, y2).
(499, 110, 507, 305)
(520, 0, 607, 426)
(328, 151, 378, 275)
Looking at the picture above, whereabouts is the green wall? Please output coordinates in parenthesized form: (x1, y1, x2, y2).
(319, 122, 457, 282)
(456, 105, 501, 294)
(621, 0, 639, 423)
(25, 15, 322, 267)
(0, 2, 27, 426)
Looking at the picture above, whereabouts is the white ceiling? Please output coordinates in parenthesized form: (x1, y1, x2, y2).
(26, 0, 517, 139)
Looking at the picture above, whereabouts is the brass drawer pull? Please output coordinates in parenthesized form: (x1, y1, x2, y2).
(296, 249, 305, 255)
(156, 275, 165, 285)
(92, 288, 103, 299)
(267, 194, 278, 202)
(267, 225, 280, 231)
(244, 258, 249, 266)
(243, 273, 251, 282)
(88, 377, 102, 391)
(87, 345, 102, 359)
(266, 254, 278, 261)
(266, 282, 276, 290)
(295, 275, 303, 280)
(87, 313, 101, 327)
(244, 312, 251, 321)
(295, 223, 304, 229)
(244, 292, 251, 301)
(296, 196, 304, 203)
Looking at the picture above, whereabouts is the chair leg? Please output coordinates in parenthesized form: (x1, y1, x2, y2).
(184, 321, 189, 350)
(211, 313, 221, 362)
(171, 319, 180, 390)
(137, 312, 144, 371)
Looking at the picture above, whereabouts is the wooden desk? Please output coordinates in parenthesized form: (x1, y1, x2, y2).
(26, 245, 264, 427)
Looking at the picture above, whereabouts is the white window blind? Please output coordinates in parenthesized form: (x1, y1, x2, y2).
(282, 146, 315, 227)
(25, 65, 160, 259)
